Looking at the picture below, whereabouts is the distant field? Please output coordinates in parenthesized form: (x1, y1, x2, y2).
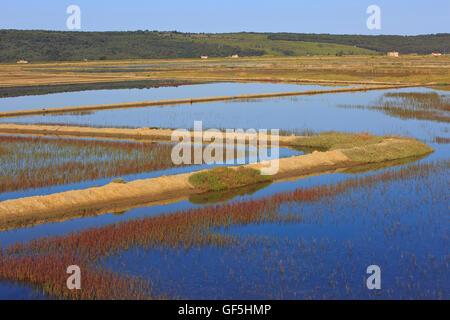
(0, 55, 448, 88)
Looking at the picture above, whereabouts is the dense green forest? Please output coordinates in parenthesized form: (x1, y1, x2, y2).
(0, 30, 266, 62)
(267, 33, 450, 54)
(0, 30, 447, 62)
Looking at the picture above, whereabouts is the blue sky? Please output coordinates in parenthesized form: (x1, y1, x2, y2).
(1, 0, 448, 35)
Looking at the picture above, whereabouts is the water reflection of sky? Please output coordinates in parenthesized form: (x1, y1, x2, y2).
(0, 85, 448, 299)
(0, 86, 448, 245)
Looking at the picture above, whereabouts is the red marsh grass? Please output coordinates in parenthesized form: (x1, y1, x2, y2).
(0, 135, 254, 193)
(0, 252, 165, 300)
(433, 136, 450, 144)
(337, 91, 450, 122)
(0, 135, 179, 193)
(0, 159, 447, 299)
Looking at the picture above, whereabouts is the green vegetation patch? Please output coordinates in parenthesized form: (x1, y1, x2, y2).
(291, 132, 434, 163)
(267, 33, 450, 55)
(342, 138, 434, 163)
(5, 30, 448, 62)
(189, 167, 272, 192)
(292, 132, 385, 151)
(0, 30, 376, 62)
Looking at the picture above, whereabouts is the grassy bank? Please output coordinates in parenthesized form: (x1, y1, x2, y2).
(338, 91, 450, 122)
(342, 138, 434, 163)
(292, 132, 385, 150)
(292, 132, 434, 163)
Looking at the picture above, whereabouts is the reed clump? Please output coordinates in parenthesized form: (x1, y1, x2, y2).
(338, 91, 450, 122)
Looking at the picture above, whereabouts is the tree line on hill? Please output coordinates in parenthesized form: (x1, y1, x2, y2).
(267, 33, 449, 54)
(0, 30, 265, 62)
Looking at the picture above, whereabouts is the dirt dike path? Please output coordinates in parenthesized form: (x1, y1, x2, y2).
(0, 84, 420, 118)
(0, 149, 353, 230)
(0, 123, 298, 146)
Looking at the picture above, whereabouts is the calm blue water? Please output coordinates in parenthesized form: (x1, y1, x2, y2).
(0, 82, 338, 112)
(3, 87, 447, 146)
(0, 84, 448, 299)
(0, 282, 46, 300)
(0, 144, 302, 202)
(0, 144, 446, 248)
(2, 153, 446, 299)
(110, 62, 263, 67)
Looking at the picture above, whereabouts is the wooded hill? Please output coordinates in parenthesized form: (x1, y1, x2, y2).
(267, 33, 449, 55)
(0, 30, 447, 62)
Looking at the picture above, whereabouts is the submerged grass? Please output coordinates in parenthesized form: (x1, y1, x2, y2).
(338, 91, 450, 122)
(189, 181, 272, 204)
(0, 135, 264, 193)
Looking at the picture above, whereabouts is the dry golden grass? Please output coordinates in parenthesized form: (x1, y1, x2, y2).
(0, 55, 448, 88)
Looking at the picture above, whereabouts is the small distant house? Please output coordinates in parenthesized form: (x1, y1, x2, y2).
(16, 59, 29, 64)
(431, 52, 442, 56)
(231, 54, 239, 58)
(387, 52, 399, 57)
(200, 56, 208, 59)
